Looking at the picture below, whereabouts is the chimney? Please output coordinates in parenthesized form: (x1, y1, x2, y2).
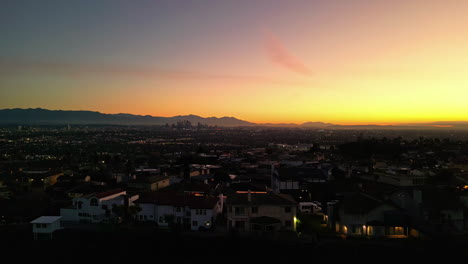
(247, 190, 251, 202)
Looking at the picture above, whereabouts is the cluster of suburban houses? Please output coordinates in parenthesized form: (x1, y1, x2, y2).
(30, 156, 468, 241)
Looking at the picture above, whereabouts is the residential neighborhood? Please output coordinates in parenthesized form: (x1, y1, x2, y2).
(1, 125, 468, 260)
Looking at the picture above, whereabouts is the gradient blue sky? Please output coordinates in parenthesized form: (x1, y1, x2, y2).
(2, 0, 468, 124)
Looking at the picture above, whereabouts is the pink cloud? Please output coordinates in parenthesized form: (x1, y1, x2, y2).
(0, 57, 306, 86)
(264, 30, 312, 76)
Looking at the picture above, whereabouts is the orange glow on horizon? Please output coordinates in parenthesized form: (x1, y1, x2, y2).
(2, 1, 468, 125)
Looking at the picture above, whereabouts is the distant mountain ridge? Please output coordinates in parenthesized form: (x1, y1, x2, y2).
(0, 108, 254, 126)
(0, 108, 467, 129)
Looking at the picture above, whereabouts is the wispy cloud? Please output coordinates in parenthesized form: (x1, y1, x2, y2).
(263, 30, 312, 76)
(0, 57, 307, 86)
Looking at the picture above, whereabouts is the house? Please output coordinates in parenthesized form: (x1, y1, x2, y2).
(273, 166, 330, 192)
(363, 169, 429, 187)
(134, 192, 223, 231)
(127, 175, 172, 192)
(226, 191, 297, 232)
(31, 216, 62, 240)
(329, 192, 409, 238)
(179, 164, 212, 179)
(65, 183, 110, 199)
(298, 201, 322, 214)
(390, 187, 466, 235)
(60, 188, 134, 223)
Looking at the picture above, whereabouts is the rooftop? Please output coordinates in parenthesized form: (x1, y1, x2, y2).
(81, 188, 125, 199)
(135, 193, 219, 209)
(342, 192, 388, 214)
(30, 216, 62, 224)
(226, 192, 297, 206)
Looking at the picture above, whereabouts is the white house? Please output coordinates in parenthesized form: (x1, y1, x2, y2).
(31, 216, 62, 240)
(60, 188, 132, 223)
(134, 192, 223, 231)
(226, 191, 298, 232)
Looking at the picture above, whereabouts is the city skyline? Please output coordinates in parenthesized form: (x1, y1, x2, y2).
(2, 0, 468, 125)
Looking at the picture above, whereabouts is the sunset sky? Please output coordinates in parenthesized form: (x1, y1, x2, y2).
(1, 0, 468, 125)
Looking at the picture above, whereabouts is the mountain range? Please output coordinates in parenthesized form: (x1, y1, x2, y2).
(0, 108, 467, 129)
(0, 108, 254, 126)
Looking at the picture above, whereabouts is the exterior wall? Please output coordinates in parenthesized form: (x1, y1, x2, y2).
(60, 208, 79, 222)
(32, 220, 62, 234)
(368, 226, 386, 237)
(135, 203, 220, 230)
(190, 208, 214, 230)
(338, 204, 402, 237)
(63, 194, 126, 223)
(227, 204, 296, 232)
(135, 203, 173, 225)
(338, 210, 367, 236)
(155, 205, 174, 227)
(279, 181, 300, 190)
(136, 203, 157, 222)
(367, 204, 396, 222)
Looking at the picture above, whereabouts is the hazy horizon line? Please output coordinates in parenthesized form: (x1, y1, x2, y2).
(2, 107, 468, 127)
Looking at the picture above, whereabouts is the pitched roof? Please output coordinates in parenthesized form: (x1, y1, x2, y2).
(66, 183, 108, 195)
(277, 167, 326, 180)
(226, 192, 297, 206)
(342, 192, 391, 214)
(134, 193, 219, 209)
(95, 188, 125, 199)
(129, 175, 172, 183)
(30, 216, 62, 224)
(159, 180, 212, 194)
(82, 188, 125, 199)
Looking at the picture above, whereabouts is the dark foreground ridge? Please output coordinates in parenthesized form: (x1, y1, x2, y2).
(2, 224, 467, 262)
